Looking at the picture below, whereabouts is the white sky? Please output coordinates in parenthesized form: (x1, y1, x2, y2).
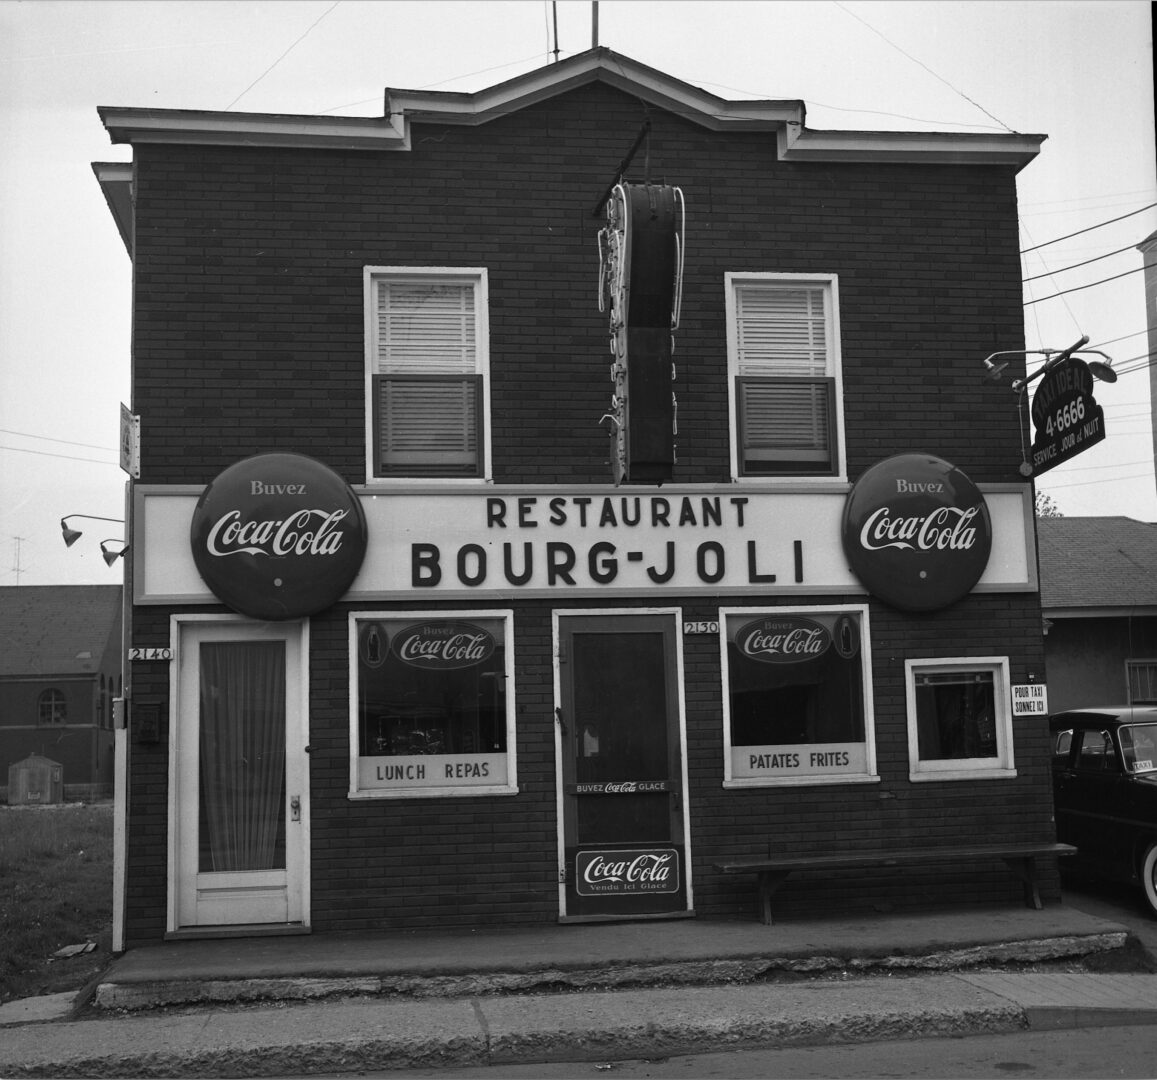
(1, 0, 1154, 586)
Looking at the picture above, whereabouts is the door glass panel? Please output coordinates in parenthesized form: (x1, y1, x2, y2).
(198, 641, 287, 872)
(572, 631, 669, 843)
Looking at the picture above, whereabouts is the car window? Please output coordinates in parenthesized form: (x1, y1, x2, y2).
(1053, 729, 1073, 762)
(1120, 723, 1157, 774)
(1075, 729, 1119, 773)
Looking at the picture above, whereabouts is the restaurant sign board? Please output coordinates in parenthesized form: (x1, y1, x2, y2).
(841, 454, 992, 612)
(190, 453, 368, 620)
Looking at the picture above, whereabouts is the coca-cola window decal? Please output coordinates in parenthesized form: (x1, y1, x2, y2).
(350, 611, 516, 798)
(721, 605, 877, 787)
(841, 453, 992, 613)
(190, 453, 368, 621)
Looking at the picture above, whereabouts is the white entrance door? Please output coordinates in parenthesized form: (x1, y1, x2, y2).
(171, 618, 309, 932)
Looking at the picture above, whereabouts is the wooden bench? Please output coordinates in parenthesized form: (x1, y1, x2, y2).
(715, 842, 1077, 925)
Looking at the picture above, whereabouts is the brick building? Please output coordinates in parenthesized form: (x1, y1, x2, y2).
(0, 585, 120, 802)
(94, 50, 1054, 944)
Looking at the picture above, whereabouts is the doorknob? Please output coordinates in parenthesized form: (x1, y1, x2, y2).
(290, 795, 301, 821)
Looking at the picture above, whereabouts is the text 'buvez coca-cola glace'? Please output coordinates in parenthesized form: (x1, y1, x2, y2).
(190, 453, 368, 620)
(841, 454, 992, 613)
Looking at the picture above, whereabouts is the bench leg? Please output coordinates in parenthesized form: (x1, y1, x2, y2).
(756, 871, 793, 925)
(1002, 856, 1042, 909)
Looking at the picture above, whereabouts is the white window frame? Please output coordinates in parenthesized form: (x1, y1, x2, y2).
(904, 656, 1016, 781)
(348, 609, 517, 800)
(724, 272, 845, 482)
(363, 266, 492, 484)
(720, 603, 878, 788)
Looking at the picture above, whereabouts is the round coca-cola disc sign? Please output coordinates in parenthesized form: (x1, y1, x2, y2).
(190, 453, 368, 620)
(842, 454, 992, 613)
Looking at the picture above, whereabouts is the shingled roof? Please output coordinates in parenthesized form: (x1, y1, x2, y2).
(1037, 516, 1157, 615)
(0, 585, 122, 677)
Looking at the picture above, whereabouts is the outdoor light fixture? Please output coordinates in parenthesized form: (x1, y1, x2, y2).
(60, 513, 124, 547)
(100, 539, 129, 567)
(980, 335, 1117, 393)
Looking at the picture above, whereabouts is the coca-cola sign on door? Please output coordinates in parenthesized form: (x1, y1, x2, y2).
(575, 848, 680, 895)
(190, 453, 368, 620)
(841, 454, 991, 612)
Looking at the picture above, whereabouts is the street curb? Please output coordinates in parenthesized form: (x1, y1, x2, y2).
(0, 982, 1030, 1078)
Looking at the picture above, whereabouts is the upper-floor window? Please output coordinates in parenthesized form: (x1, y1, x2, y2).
(725, 273, 843, 479)
(38, 688, 66, 725)
(365, 268, 490, 480)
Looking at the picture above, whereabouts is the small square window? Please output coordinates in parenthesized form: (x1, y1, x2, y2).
(905, 658, 1016, 781)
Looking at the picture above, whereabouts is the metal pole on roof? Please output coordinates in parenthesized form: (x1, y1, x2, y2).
(592, 1, 599, 48)
(552, 2, 560, 62)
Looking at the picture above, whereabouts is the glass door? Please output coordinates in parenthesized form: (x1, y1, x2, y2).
(557, 612, 690, 920)
(173, 620, 307, 931)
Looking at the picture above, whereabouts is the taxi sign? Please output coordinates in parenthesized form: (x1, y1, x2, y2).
(1028, 357, 1105, 477)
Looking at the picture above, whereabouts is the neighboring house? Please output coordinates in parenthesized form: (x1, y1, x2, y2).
(0, 585, 121, 801)
(94, 48, 1055, 946)
(1038, 516, 1157, 711)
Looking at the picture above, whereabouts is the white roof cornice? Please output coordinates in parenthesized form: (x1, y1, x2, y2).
(97, 48, 1044, 169)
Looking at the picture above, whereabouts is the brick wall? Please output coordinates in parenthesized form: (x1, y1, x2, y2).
(122, 79, 1050, 940)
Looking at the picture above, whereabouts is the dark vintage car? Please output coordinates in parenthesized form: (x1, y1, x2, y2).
(1050, 706, 1157, 915)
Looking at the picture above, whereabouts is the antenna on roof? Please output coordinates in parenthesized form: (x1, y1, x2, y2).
(552, 1, 560, 62)
(592, 1, 599, 48)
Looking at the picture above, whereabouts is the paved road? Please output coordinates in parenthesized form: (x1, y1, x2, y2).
(382, 1024, 1157, 1079)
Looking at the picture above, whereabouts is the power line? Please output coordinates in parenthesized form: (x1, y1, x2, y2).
(1024, 265, 1146, 306)
(0, 427, 114, 452)
(225, 0, 341, 111)
(1019, 202, 1157, 253)
(0, 444, 117, 466)
(831, 0, 1015, 133)
(1022, 243, 1141, 283)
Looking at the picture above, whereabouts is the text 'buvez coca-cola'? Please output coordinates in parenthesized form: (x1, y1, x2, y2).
(841, 453, 991, 613)
(392, 623, 496, 669)
(738, 616, 831, 663)
(190, 453, 367, 621)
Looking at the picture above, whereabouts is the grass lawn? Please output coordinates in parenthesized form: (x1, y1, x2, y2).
(0, 802, 113, 1003)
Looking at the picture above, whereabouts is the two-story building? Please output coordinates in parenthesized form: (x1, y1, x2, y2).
(94, 49, 1053, 945)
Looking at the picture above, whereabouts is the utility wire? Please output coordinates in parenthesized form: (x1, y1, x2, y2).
(0, 444, 117, 465)
(1022, 243, 1141, 283)
(0, 427, 114, 452)
(1024, 265, 1146, 306)
(225, 0, 340, 110)
(832, 0, 1015, 132)
(1020, 202, 1157, 253)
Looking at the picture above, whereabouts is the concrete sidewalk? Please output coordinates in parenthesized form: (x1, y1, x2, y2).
(1, 905, 1156, 1077)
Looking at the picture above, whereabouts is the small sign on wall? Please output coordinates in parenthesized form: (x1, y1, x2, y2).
(1012, 683, 1048, 716)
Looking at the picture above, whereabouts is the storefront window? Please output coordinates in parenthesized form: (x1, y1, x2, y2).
(904, 658, 1015, 781)
(721, 605, 876, 786)
(349, 610, 516, 798)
